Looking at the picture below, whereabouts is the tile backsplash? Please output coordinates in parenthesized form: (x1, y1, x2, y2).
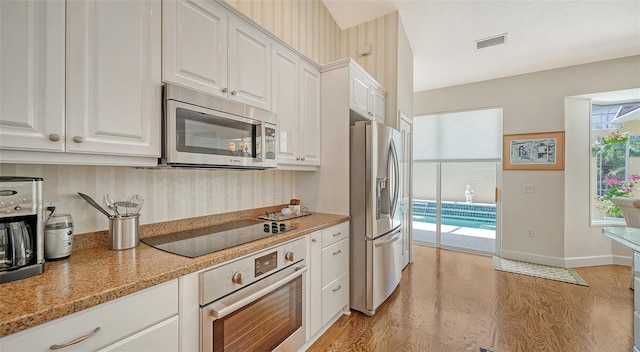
(0, 164, 294, 234)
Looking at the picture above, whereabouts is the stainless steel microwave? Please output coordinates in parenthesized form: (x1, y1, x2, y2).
(160, 84, 277, 169)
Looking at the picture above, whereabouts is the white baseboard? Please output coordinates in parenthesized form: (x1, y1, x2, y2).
(499, 250, 565, 267)
(500, 250, 632, 268)
(564, 255, 631, 268)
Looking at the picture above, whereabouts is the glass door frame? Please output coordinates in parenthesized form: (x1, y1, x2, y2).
(426, 160, 501, 256)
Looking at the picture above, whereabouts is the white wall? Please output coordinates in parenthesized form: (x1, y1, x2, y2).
(414, 55, 640, 266)
(396, 15, 413, 124)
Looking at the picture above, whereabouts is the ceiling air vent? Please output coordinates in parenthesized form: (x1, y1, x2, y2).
(476, 33, 507, 50)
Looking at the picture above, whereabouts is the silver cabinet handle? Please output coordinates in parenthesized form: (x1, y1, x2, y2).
(48, 133, 61, 142)
(311, 238, 317, 243)
(50, 327, 101, 349)
(231, 90, 237, 96)
(332, 250, 341, 255)
(332, 232, 342, 237)
(72, 136, 84, 143)
(296, 157, 301, 160)
(222, 88, 228, 93)
(332, 285, 342, 292)
(301, 157, 305, 161)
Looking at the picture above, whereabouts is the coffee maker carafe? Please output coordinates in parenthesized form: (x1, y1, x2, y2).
(0, 177, 45, 283)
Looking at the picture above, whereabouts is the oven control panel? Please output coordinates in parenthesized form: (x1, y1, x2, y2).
(200, 236, 307, 305)
(255, 251, 277, 277)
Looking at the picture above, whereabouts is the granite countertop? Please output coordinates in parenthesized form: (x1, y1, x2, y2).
(0, 206, 349, 338)
(603, 226, 640, 252)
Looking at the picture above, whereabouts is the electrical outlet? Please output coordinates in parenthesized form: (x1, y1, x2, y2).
(45, 201, 61, 213)
(274, 185, 281, 200)
(523, 184, 535, 193)
(527, 228, 534, 237)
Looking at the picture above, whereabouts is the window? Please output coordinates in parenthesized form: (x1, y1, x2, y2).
(591, 102, 640, 222)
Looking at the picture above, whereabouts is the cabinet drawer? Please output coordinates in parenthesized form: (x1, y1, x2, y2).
(98, 316, 179, 352)
(636, 277, 640, 310)
(321, 222, 349, 247)
(321, 272, 349, 326)
(635, 310, 640, 348)
(1, 280, 178, 351)
(321, 238, 349, 286)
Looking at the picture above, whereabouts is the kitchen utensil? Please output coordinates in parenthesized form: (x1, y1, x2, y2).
(78, 192, 112, 218)
(127, 194, 144, 215)
(105, 194, 120, 217)
(109, 214, 140, 250)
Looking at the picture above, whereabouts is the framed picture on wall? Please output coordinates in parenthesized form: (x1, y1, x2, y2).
(503, 131, 565, 170)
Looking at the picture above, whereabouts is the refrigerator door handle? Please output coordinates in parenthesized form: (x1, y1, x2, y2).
(389, 139, 400, 219)
(374, 231, 402, 247)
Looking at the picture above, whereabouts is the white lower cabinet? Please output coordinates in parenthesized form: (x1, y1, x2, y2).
(307, 222, 350, 341)
(0, 280, 178, 351)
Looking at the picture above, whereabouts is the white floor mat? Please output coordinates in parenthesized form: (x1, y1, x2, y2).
(493, 257, 588, 286)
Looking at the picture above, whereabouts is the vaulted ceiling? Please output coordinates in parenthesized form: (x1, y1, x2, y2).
(322, 0, 640, 92)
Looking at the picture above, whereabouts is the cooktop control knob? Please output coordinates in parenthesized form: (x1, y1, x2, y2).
(279, 223, 286, 232)
(263, 224, 270, 233)
(232, 272, 243, 285)
(284, 251, 294, 262)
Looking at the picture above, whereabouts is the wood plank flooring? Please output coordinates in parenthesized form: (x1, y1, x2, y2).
(309, 245, 633, 352)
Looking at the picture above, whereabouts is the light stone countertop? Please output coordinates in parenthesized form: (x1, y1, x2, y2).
(603, 226, 640, 252)
(0, 207, 349, 337)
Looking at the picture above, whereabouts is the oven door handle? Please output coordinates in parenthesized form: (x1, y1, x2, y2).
(210, 265, 307, 319)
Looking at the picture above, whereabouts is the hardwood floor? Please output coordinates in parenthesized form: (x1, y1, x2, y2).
(309, 245, 633, 352)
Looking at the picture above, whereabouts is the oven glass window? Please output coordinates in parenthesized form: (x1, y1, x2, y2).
(176, 107, 256, 158)
(212, 276, 302, 351)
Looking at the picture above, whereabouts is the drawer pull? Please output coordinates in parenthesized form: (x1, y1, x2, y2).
(332, 250, 342, 255)
(332, 285, 342, 292)
(332, 232, 342, 237)
(50, 327, 101, 350)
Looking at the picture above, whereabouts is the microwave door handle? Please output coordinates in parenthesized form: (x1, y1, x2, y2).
(254, 123, 264, 161)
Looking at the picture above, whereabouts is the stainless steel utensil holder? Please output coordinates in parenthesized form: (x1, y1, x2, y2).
(109, 214, 140, 250)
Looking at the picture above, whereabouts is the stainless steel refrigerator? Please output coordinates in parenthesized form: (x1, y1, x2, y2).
(350, 120, 403, 316)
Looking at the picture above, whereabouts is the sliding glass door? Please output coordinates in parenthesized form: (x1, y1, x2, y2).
(412, 108, 502, 255)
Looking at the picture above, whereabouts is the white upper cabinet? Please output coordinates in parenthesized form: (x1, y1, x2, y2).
(0, 0, 65, 152)
(272, 45, 300, 165)
(0, 0, 161, 164)
(272, 44, 320, 169)
(349, 63, 385, 123)
(299, 60, 321, 166)
(66, 0, 161, 157)
(163, 0, 271, 110)
(162, 0, 227, 98)
(227, 17, 271, 110)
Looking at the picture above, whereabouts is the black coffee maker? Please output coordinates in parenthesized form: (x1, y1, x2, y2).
(0, 176, 45, 283)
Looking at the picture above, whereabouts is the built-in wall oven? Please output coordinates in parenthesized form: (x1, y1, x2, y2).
(199, 237, 307, 352)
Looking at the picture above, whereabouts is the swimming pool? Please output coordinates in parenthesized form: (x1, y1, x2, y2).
(412, 199, 496, 230)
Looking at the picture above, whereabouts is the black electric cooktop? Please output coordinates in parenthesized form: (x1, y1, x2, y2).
(140, 219, 296, 258)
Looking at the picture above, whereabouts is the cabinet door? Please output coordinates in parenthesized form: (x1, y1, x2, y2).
(349, 71, 370, 118)
(66, 0, 161, 157)
(299, 61, 321, 166)
(228, 18, 271, 110)
(308, 231, 322, 338)
(272, 44, 300, 165)
(370, 87, 386, 123)
(0, 0, 65, 152)
(162, 0, 227, 97)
